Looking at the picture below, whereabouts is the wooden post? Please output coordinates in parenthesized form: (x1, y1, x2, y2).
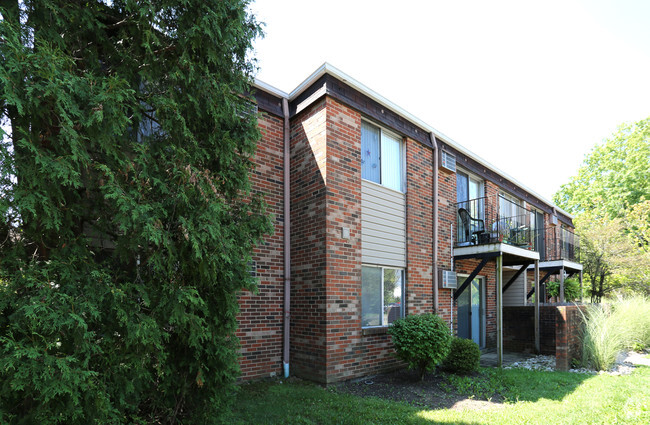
(579, 270, 583, 303)
(560, 266, 564, 303)
(534, 260, 540, 353)
(496, 254, 503, 368)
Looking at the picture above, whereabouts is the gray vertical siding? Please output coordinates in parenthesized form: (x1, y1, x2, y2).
(503, 268, 527, 306)
(361, 180, 406, 267)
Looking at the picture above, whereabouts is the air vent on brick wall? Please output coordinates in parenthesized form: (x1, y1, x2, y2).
(238, 101, 258, 119)
(440, 150, 456, 173)
(439, 270, 457, 289)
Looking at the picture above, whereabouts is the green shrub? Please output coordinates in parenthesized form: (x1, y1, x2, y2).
(387, 313, 452, 380)
(546, 278, 581, 301)
(443, 337, 481, 374)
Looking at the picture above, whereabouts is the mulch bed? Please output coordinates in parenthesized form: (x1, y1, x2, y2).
(334, 368, 506, 411)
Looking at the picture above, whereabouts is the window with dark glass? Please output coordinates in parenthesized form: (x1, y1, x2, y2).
(361, 266, 405, 327)
(361, 121, 403, 192)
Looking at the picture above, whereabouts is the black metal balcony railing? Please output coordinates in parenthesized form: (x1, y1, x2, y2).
(456, 195, 536, 250)
(541, 226, 580, 262)
(454, 196, 580, 262)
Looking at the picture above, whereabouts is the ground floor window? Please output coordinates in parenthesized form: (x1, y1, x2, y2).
(361, 266, 405, 327)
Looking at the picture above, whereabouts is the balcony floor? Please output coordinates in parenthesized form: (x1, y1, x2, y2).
(454, 242, 540, 266)
(527, 259, 583, 273)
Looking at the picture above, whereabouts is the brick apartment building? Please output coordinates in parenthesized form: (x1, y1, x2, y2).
(237, 63, 583, 384)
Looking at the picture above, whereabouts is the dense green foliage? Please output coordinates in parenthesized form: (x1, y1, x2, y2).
(442, 337, 481, 374)
(387, 313, 452, 380)
(0, 1, 270, 423)
(581, 297, 650, 370)
(554, 117, 650, 300)
(227, 367, 650, 424)
(546, 278, 581, 301)
(554, 118, 650, 218)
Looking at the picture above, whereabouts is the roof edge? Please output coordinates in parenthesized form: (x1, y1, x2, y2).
(253, 78, 289, 99)
(257, 63, 574, 221)
(290, 63, 574, 220)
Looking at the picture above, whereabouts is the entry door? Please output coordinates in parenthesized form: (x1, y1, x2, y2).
(457, 276, 485, 348)
(456, 172, 484, 244)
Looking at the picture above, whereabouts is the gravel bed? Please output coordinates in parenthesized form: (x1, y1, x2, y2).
(503, 351, 649, 375)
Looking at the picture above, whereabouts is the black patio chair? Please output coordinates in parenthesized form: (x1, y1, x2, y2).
(458, 208, 485, 245)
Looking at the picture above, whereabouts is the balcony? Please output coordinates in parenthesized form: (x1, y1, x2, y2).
(540, 227, 580, 263)
(455, 195, 537, 252)
(454, 196, 581, 265)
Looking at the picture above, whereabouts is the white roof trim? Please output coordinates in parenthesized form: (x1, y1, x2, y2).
(253, 63, 574, 220)
(253, 79, 289, 99)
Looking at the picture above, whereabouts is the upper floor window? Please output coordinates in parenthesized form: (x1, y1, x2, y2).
(361, 121, 403, 192)
(499, 192, 522, 221)
(457, 170, 484, 219)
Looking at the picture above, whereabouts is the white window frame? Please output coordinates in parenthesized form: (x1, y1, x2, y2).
(361, 265, 405, 328)
(499, 191, 522, 220)
(456, 168, 485, 218)
(360, 120, 405, 192)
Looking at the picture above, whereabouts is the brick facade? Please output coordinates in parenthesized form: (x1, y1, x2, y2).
(237, 68, 580, 383)
(503, 305, 587, 370)
(406, 138, 434, 315)
(237, 111, 286, 380)
(289, 99, 329, 382)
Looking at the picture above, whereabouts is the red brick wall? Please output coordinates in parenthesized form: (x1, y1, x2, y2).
(503, 305, 587, 370)
(436, 166, 456, 325)
(237, 111, 286, 380)
(322, 97, 365, 383)
(289, 98, 329, 382)
(503, 306, 555, 354)
(406, 138, 434, 315)
(555, 305, 587, 370)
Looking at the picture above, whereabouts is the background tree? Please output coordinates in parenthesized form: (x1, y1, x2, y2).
(554, 118, 650, 219)
(0, 1, 270, 424)
(574, 213, 640, 302)
(554, 117, 650, 300)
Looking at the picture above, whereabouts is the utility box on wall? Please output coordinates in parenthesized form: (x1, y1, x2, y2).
(439, 150, 456, 173)
(439, 270, 457, 289)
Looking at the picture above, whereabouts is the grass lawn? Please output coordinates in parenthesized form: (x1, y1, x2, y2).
(223, 366, 650, 424)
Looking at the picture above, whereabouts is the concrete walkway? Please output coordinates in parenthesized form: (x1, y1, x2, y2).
(480, 350, 537, 368)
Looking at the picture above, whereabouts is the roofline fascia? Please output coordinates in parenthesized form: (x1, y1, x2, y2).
(253, 79, 289, 99)
(255, 63, 574, 221)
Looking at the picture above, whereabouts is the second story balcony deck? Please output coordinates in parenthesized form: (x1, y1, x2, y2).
(454, 195, 580, 265)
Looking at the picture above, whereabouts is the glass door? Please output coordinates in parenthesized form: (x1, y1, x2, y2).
(456, 172, 484, 245)
(457, 276, 485, 348)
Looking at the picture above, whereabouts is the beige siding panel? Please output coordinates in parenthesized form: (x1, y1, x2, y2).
(503, 268, 527, 306)
(361, 180, 406, 268)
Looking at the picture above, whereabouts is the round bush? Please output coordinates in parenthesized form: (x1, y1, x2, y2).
(444, 337, 481, 374)
(387, 313, 452, 380)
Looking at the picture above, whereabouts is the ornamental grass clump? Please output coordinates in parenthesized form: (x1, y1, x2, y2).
(581, 296, 650, 371)
(387, 313, 452, 381)
(581, 304, 626, 371)
(610, 296, 650, 351)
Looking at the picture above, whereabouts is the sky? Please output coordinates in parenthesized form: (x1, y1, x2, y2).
(249, 0, 650, 202)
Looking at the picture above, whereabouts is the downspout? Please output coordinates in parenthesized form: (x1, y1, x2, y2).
(282, 98, 291, 378)
(430, 132, 439, 313)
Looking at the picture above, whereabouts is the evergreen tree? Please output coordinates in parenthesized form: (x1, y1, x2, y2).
(0, 1, 270, 423)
